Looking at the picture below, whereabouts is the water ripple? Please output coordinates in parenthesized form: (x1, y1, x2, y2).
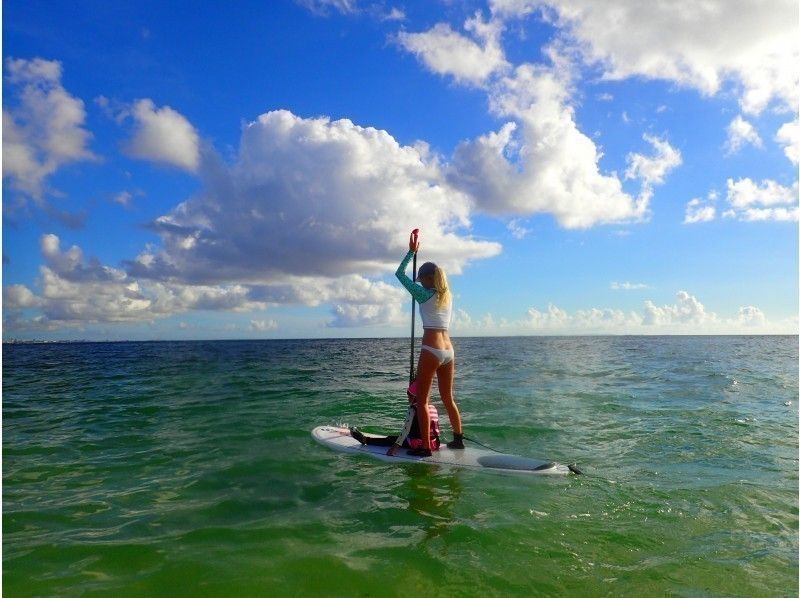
(3, 336, 797, 595)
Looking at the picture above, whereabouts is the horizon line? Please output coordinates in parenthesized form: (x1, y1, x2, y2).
(4, 332, 798, 344)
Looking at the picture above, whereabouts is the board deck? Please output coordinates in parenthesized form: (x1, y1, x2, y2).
(312, 426, 572, 475)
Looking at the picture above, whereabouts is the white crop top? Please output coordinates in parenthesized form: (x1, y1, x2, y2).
(417, 292, 452, 329)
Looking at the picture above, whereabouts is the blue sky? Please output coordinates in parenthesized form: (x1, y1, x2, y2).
(3, 0, 798, 340)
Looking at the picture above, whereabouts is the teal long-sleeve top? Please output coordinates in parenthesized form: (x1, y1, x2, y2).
(395, 251, 435, 304)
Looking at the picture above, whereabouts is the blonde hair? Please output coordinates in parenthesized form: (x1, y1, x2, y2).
(433, 267, 451, 309)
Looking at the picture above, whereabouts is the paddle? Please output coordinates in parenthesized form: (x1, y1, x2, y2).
(387, 228, 420, 459)
(409, 228, 419, 385)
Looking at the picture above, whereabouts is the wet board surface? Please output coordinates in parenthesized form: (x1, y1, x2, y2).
(312, 426, 572, 475)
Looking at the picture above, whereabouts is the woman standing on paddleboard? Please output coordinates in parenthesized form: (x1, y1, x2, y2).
(393, 230, 464, 457)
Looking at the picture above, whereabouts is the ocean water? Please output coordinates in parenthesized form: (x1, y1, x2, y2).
(3, 336, 798, 596)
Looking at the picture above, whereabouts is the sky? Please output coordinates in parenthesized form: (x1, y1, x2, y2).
(2, 0, 798, 340)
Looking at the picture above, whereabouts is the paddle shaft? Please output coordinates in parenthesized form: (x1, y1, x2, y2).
(409, 229, 419, 384)
(409, 250, 417, 383)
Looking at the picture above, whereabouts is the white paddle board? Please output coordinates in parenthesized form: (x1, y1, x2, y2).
(312, 426, 573, 475)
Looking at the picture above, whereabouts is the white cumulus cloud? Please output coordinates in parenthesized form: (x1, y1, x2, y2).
(736, 206, 799, 222)
(643, 291, 714, 327)
(328, 302, 405, 327)
(736, 306, 766, 327)
(726, 177, 797, 209)
(624, 134, 682, 202)
(396, 9, 685, 229)
(725, 115, 763, 154)
(687, 181, 798, 223)
(2, 235, 274, 329)
(491, 0, 799, 114)
(453, 290, 789, 334)
(488, 302, 645, 333)
(123, 99, 200, 171)
(776, 119, 799, 165)
(2, 57, 97, 201)
(6, 109, 504, 332)
(684, 197, 716, 224)
(3, 284, 43, 308)
(397, 12, 508, 86)
(130, 109, 500, 286)
(448, 60, 669, 228)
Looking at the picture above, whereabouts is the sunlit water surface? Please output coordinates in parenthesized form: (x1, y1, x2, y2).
(3, 336, 797, 596)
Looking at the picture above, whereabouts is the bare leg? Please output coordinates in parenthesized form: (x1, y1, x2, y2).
(436, 359, 462, 434)
(414, 349, 440, 450)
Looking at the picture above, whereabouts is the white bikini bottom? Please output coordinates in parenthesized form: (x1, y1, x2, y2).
(421, 344, 454, 365)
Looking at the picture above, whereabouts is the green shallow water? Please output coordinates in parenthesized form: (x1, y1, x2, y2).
(3, 336, 798, 596)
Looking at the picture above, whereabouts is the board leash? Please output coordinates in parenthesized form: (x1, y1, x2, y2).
(462, 434, 504, 453)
